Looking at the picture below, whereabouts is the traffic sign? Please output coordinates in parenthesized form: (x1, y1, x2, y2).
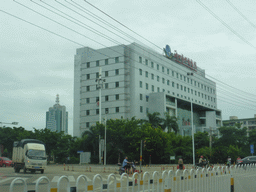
(250, 145, 254, 154)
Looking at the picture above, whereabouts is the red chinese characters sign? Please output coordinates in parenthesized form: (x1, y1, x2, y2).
(173, 50, 197, 71)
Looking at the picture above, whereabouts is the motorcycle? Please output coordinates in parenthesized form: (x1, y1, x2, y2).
(195, 159, 210, 169)
(118, 162, 137, 175)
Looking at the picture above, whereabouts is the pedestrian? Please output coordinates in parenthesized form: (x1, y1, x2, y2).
(236, 156, 241, 164)
(178, 157, 183, 170)
(227, 156, 231, 168)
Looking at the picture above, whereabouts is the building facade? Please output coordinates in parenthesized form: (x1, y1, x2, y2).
(73, 43, 222, 137)
(223, 115, 256, 136)
(46, 94, 68, 134)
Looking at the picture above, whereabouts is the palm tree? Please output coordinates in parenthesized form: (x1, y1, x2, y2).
(162, 112, 179, 134)
(146, 112, 163, 128)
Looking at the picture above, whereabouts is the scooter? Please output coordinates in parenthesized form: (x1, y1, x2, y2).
(118, 162, 136, 175)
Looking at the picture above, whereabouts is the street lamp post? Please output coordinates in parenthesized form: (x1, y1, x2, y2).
(96, 67, 106, 164)
(187, 72, 195, 166)
(0, 122, 18, 126)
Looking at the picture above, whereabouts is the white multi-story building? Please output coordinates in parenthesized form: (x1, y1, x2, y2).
(73, 43, 222, 137)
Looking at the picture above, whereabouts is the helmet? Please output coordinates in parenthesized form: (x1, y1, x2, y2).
(200, 156, 203, 158)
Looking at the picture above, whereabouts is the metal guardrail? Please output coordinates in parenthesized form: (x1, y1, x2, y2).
(9, 164, 256, 192)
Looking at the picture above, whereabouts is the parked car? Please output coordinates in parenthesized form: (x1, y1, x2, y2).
(0, 157, 14, 167)
(237, 156, 256, 165)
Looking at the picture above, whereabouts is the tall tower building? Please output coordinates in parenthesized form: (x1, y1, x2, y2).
(46, 94, 68, 134)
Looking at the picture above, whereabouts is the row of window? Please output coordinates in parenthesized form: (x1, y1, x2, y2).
(85, 57, 119, 68)
(139, 81, 216, 102)
(138, 59, 215, 94)
(84, 107, 119, 116)
(85, 81, 119, 91)
(85, 69, 119, 80)
(85, 94, 120, 104)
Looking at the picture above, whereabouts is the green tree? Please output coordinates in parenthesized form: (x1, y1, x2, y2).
(162, 112, 179, 134)
(146, 112, 163, 128)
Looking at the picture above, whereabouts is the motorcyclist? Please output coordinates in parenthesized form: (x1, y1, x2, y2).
(122, 156, 131, 173)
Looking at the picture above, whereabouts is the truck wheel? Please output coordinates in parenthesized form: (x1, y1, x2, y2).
(41, 169, 44, 174)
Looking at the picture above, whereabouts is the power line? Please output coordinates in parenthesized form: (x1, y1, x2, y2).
(3, 1, 256, 115)
(196, 0, 256, 50)
(0, 9, 84, 47)
(225, 0, 256, 29)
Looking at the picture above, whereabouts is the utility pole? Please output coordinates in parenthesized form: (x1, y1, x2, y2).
(140, 140, 142, 173)
(209, 127, 212, 149)
(96, 67, 106, 165)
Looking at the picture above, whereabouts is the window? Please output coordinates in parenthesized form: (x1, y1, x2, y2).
(115, 69, 119, 75)
(194, 81, 196, 86)
(202, 93, 204, 98)
(86, 98, 90, 103)
(162, 78, 165, 84)
(145, 59, 148, 66)
(201, 84, 203, 89)
(105, 59, 108, 65)
(105, 71, 108, 77)
(176, 73, 179, 78)
(139, 56, 142, 63)
(163, 89, 165, 92)
(205, 95, 207, 99)
(198, 83, 200, 87)
(115, 57, 119, 63)
(152, 85, 154, 92)
(181, 85, 183, 91)
(146, 108, 149, 113)
(140, 106, 143, 113)
(116, 107, 119, 113)
(208, 96, 210, 100)
(177, 84, 179, 89)
(96, 97, 99, 102)
(172, 82, 175, 87)
(116, 94, 119, 100)
(184, 86, 186, 92)
(140, 81, 142, 88)
(105, 95, 109, 101)
(86, 110, 90, 115)
(157, 87, 160, 92)
(198, 92, 200, 97)
(96, 109, 99, 114)
(146, 83, 148, 90)
(105, 83, 108, 89)
(140, 94, 143, 100)
(214, 98, 216, 102)
(195, 91, 197, 96)
(151, 74, 154, 80)
(204, 85, 206, 90)
(157, 64, 159, 70)
(86, 86, 90, 91)
(191, 79, 193, 84)
(96, 72, 99, 78)
(145, 71, 148, 77)
(188, 88, 190, 93)
(87, 74, 90, 79)
(167, 80, 170, 85)
(162, 66, 164, 72)
(191, 89, 193, 94)
(139, 69, 142, 75)
(96, 60, 99, 66)
(208, 87, 210, 92)
(86, 122, 90, 128)
(157, 76, 160, 82)
(151, 62, 154, 68)
(115, 82, 119, 87)
(187, 78, 190, 83)
(184, 76, 186, 82)
(167, 69, 169, 74)
(172, 71, 174, 76)
(86, 62, 90, 68)
(180, 74, 182, 80)
(146, 96, 149, 102)
(105, 108, 109, 114)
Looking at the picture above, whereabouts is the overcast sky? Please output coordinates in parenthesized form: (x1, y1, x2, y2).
(1, 0, 255, 135)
